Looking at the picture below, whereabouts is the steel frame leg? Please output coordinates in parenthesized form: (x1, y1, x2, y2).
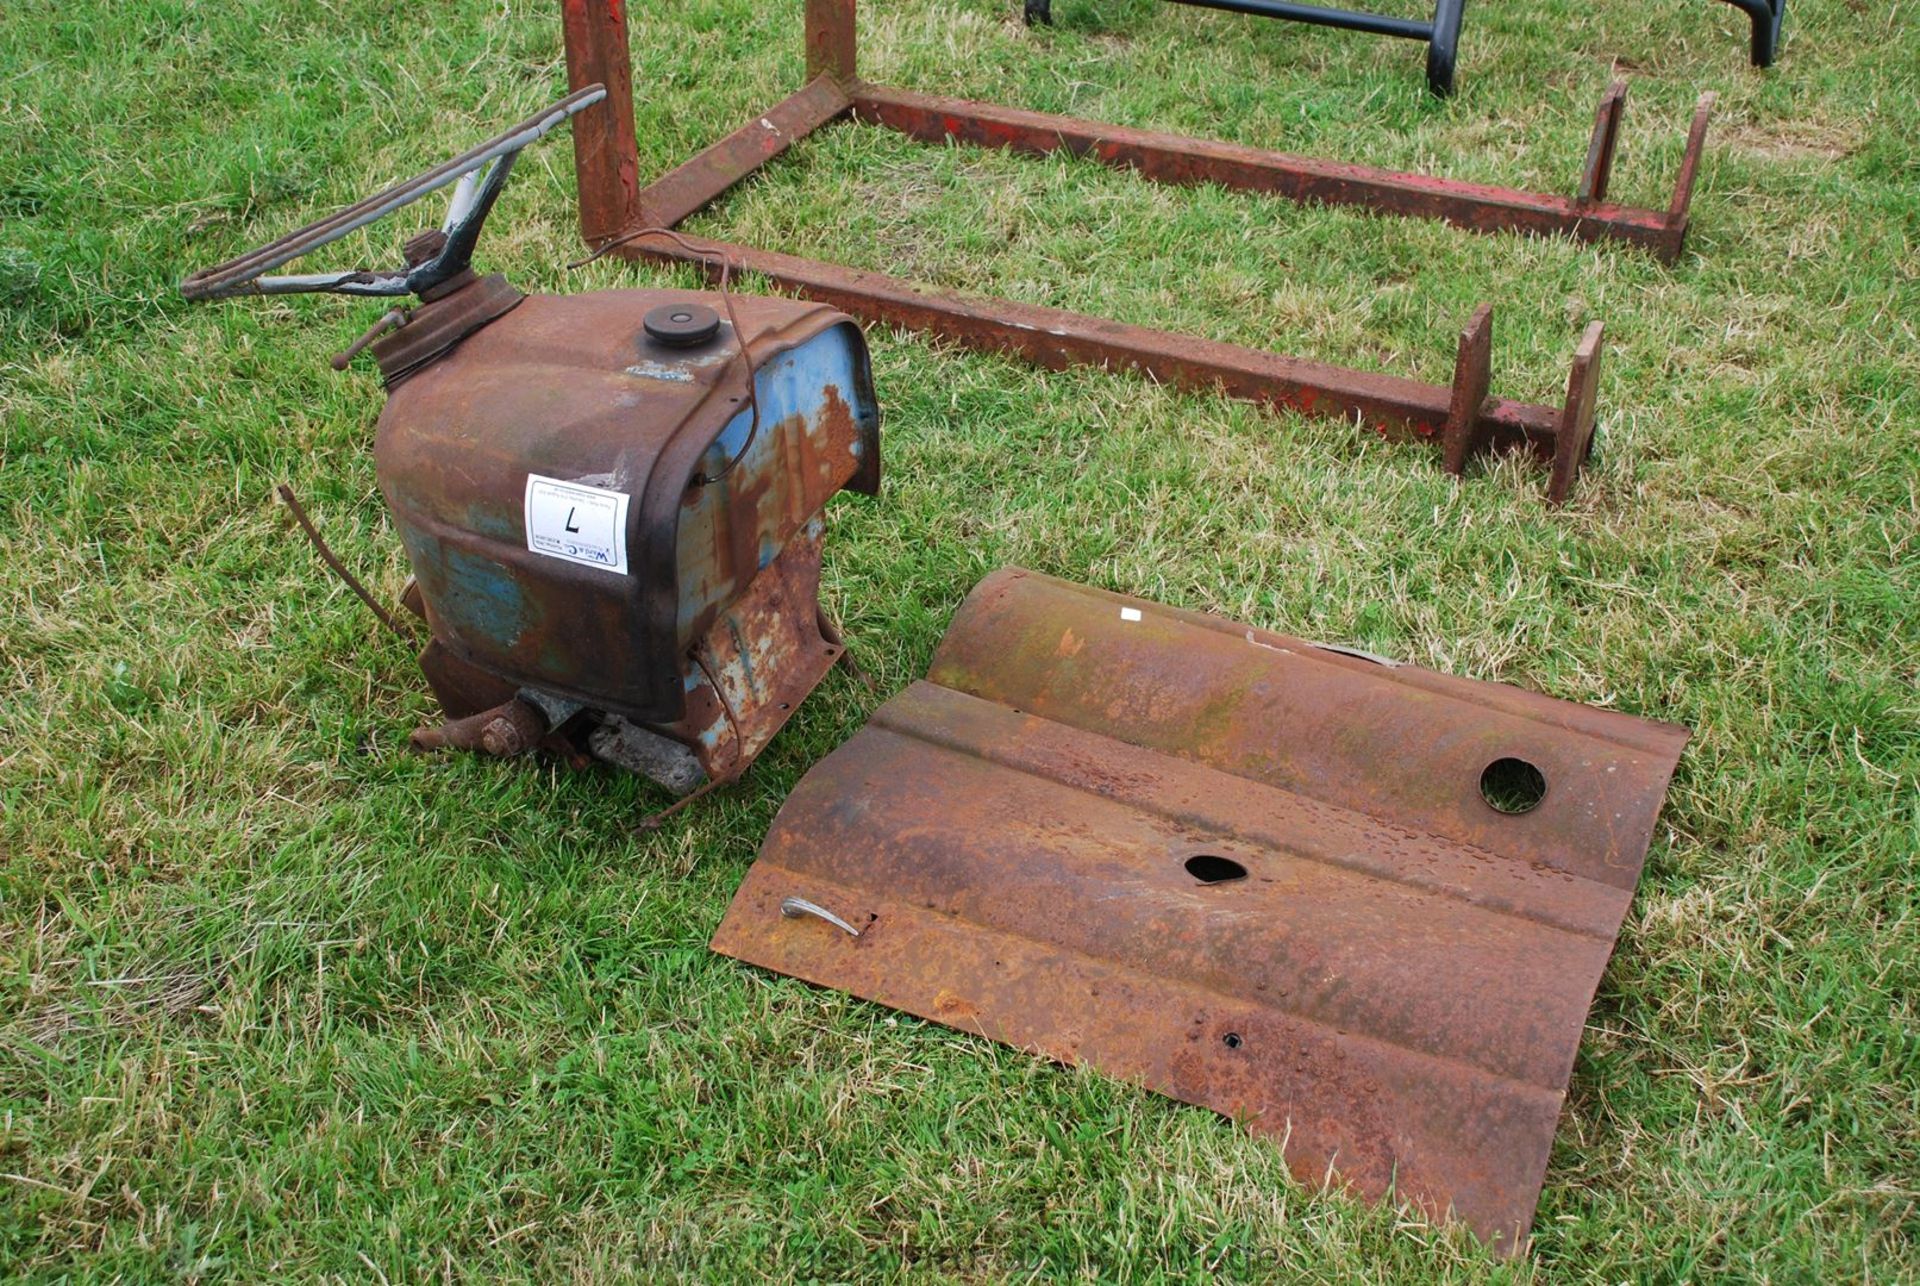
(1719, 0, 1785, 66)
(1426, 0, 1465, 96)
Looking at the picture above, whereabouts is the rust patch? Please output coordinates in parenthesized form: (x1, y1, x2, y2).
(712, 568, 1689, 1252)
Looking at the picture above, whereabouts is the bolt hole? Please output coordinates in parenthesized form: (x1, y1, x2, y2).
(779, 702, 791, 711)
(1223, 1032, 1244, 1050)
(1480, 757, 1547, 815)
(1185, 854, 1247, 884)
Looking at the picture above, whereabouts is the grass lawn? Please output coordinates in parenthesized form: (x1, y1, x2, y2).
(3, 0, 1916, 1278)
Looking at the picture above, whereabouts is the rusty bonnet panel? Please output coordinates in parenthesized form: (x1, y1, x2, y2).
(711, 568, 1689, 1251)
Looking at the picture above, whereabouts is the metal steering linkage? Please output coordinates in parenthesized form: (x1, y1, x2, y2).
(179, 86, 607, 302)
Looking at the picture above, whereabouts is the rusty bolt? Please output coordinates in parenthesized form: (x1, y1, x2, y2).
(481, 715, 528, 757)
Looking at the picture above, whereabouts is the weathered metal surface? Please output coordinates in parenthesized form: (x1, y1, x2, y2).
(612, 231, 1599, 475)
(370, 272, 524, 386)
(760, 0, 1712, 259)
(712, 569, 1690, 1250)
(805, 0, 858, 84)
(848, 82, 1703, 259)
(638, 77, 852, 230)
(376, 285, 880, 723)
(1668, 93, 1719, 226)
(559, 0, 1684, 501)
(1577, 80, 1629, 207)
(180, 85, 874, 790)
(650, 520, 847, 784)
(1549, 323, 1604, 505)
(562, 0, 644, 243)
(1441, 303, 1495, 476)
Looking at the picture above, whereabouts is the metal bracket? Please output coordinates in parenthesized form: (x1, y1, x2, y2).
(558, 0, 1718, 503)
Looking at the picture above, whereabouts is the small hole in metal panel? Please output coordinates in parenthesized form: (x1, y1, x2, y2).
(1186, 854, 1247, 884)
(1480, 757, 1547, 814)
(1223, 1032, 1244, 1049)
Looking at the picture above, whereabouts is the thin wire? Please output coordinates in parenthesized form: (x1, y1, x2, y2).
(276, 484, 414, 639)
(633, 774, 725, 832)
(569, 226, 761, 486)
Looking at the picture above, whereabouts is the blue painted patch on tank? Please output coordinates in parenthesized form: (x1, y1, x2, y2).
(431, 540, 533, 653)
(700, 327, 873, 466)
(677, 326, 876, 639)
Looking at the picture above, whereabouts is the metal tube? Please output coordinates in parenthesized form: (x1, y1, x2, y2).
(1426, 0, 1466, 96)
(181, 87, 605, 299)
(1164, 0, 1432, 40)
(1716, 0, 1784, 66)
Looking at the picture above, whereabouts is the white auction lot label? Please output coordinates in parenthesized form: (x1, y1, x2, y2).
(523, 474, 630, 574)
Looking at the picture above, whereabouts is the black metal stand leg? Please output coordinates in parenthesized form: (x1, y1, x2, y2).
(1719, 0, 1784, 66)
(1427, 0, 1465, 96)
(1756, 0, 1784, 67)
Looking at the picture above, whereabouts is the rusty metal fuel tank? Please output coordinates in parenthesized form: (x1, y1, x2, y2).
(378, 284, 878, 789)
(713, 568, 1690, 1251)
(183, 89, 880, 793)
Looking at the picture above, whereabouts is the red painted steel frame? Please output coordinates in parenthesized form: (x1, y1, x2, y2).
(558, 0, 1702, 502)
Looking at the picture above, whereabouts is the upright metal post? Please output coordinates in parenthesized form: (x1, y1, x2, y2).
(560, 0, 642, 244)
(1576, 81, 1628, 206)
(806, 0, 858, 84)
(1427, 0, 1466, 96)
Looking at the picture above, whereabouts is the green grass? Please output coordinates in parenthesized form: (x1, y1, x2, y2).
(2, 0, 1916, 1278)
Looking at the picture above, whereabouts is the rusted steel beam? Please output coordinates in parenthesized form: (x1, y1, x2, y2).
(634, 77, 852, 229)
(559, 0, 642, 245)
(563, 0, 1620, 499)
(849, 81, 1708, 262)
(1668, 92, 1719, 224)
(609, 231, 1608, 496)
(1548, 322, 1604, 505)
(1442, 303, 1495, 476)
(805, 0, 858, 84)
(1577, 79, 1629, 205)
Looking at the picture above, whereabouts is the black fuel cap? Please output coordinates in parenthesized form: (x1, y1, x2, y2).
(643, 302, 722, 348)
